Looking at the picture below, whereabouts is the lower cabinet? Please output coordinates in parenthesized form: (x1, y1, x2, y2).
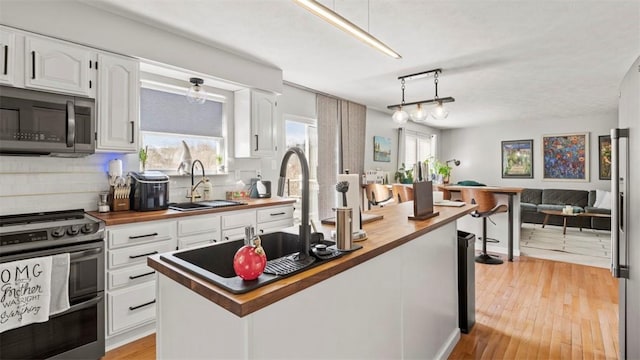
(104, 203, 294, 350)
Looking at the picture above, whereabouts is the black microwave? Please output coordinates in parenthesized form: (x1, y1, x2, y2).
(0, 86, 95, 156)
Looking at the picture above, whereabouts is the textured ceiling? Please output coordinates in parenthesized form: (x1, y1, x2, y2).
(89, 0, 639, 129)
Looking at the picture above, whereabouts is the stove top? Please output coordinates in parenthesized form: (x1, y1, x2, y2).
(0, 209, 105, 255)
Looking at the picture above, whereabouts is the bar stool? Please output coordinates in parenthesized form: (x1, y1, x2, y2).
(392, 184, 414, 203)
(461, 188, 508, 265)
(365, 184, 394, 210)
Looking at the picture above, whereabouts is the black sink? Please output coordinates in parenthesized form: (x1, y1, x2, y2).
(160, 231, 337, 294)
(168, 200, 245, 212)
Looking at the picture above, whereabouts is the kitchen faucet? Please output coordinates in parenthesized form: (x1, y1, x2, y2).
(278, 146, 311, 260)
(187, 159, 206, 202)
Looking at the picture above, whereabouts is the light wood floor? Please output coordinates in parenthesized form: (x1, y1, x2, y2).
(103, 256, 619, 360)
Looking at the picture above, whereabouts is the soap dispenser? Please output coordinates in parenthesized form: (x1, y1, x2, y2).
(202, 178, 213, 200)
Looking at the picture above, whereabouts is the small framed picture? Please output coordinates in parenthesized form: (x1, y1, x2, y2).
(373, 136, 391, 162)
(501, 139, 533, 178)
(598, 135, 611, 180)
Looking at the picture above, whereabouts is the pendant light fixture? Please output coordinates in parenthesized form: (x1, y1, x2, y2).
(186, 77, 206, 104)
(430, 71, 448, 120)
(392, 78, 409, 124)
(387, 69, 455, 123)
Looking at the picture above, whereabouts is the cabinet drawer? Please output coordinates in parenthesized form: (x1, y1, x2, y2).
(221, 227, 248, 242)
(178, 215, 220, 237)
(108, 282, 156, 335)
(108, 263, 156, 290)
(178, 232, 220, 250)
(257, 205, 293, 223)
(221, 210, 256, 230)
(108, 239, 174, 269)
(108, 221, 176, 249)
(257, 218, 294, 235)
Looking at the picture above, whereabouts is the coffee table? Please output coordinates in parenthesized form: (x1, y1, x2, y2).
(540, 209, 611, 235)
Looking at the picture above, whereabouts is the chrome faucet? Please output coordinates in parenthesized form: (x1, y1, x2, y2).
(278, 146, 311, 260)
(187, 159, 206, 202)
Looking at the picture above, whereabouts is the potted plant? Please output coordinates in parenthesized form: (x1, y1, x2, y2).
(216, 155, 224, 173)
(139, 146, 148, 172)
(394, 163, 414, 184)
(431, 159, 452, 184)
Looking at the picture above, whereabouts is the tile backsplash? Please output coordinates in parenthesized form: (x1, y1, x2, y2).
(0, 153, 263, 216)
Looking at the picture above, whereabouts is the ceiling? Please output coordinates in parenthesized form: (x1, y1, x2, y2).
(89, 0, 639, 129)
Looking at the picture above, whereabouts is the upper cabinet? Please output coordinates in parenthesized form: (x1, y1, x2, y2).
(24, 35, 96, 98)
(96, 53, 140, 152)
(0, 29, 16, 86)
(234, 89, 277, 157)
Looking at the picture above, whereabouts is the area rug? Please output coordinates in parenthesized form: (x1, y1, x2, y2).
(520, 223, 611, 268)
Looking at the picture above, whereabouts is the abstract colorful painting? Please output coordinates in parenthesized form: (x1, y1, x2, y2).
(542, 133, 589, 181)
(501, 139, 533, 178)
(599, 135, 611, 180)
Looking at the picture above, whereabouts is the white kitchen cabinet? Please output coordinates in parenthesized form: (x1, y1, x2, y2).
(234, 88, 277, 157)
(0, 29, 16, 86)
(221, 209, 257, 242)
(177, 214, 221, 250)
(105, 219, 177, 349)
(24, 35, 96, 97)
(256, 205, 294, 235)
(96, 53, 140, 152)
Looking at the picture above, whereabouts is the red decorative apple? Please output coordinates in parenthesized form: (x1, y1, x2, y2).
(233, 237, 267, 280)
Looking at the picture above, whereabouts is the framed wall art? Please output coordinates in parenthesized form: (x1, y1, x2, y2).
(542, 132, 589, 181)
(501, 139, 533, 178)
(598, 135, 611, 180)
(373, 136, 391, 162)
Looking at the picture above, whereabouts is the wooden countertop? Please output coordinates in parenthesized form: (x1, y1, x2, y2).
(147, 201, 477, 317)
(88, 197, 296, 226)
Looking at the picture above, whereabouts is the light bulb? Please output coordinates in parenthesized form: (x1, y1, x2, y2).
(410, 104, 428, 122)
(187, 84, 206, 104)
(392, 108, 409, 124)
(430, 102, 449, 120)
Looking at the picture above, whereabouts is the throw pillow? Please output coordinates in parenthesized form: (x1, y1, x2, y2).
(594, 189, 612, 209)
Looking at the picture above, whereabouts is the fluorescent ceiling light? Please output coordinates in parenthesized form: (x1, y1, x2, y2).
(293, 0, 401, 59)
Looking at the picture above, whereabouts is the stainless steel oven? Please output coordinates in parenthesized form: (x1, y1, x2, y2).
(0, 86, 95, 156)
(0, 210, 105, 360)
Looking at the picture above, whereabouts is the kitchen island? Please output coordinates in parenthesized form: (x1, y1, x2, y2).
(148, 201, 477, 359)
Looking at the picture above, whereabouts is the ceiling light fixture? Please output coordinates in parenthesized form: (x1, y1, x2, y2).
(387, 69, 455, 123)
(186, 77, 206, 104)
(391, 78, 409, 124)
(293, 0, 402, 59)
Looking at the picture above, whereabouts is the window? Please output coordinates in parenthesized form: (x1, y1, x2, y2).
(139, 84, 227, 174)
(403, 130, 435, 168)
(284, 115, 319, 221)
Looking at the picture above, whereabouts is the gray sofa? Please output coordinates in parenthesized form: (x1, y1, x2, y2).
(520, 188, 611, 231)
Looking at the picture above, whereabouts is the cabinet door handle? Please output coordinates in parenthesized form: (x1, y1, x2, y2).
(3, 45, 7, 75)
(129, 271, 156, 280)
(224, 236, 229, 241)
(31, 51, 35, 79)
(254, 134, 258, 151)
(66, 100, 75, 148)
(129, 299, 156, 311)
(270, 212, 286, 216)
(129, 251, 158, 259)
(129, 232, 158, 240)
(130, 121, 135, 143)
(259, 229, 264, 234)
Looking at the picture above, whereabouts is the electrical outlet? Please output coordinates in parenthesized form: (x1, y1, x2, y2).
(256, 169, 262, 177)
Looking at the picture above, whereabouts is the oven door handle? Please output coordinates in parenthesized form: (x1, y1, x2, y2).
(69, 247, 103, 260)
(51, 294, 103, 318)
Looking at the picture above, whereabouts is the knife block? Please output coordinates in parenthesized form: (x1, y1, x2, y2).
(109, 186, 130, 212)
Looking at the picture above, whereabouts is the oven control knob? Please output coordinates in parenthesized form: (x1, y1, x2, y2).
(67, 225, 81, 236)
(51, 227, 66, 238)
(81, 223, 95, 234)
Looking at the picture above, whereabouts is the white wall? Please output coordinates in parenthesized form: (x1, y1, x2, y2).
(439, 112, 616, 190)
(364, 108, 442, 179)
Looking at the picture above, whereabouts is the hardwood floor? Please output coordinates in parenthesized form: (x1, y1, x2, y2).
(449, 256, 619, 359)
(103, 256, 619, 360)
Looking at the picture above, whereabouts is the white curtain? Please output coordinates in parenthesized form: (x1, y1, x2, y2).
(317, 94, 339, 220)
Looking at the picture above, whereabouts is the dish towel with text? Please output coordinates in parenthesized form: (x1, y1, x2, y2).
(0, 254, 70, 333)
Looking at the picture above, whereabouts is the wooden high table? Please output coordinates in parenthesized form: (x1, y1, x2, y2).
(436, 185, 524, 261)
